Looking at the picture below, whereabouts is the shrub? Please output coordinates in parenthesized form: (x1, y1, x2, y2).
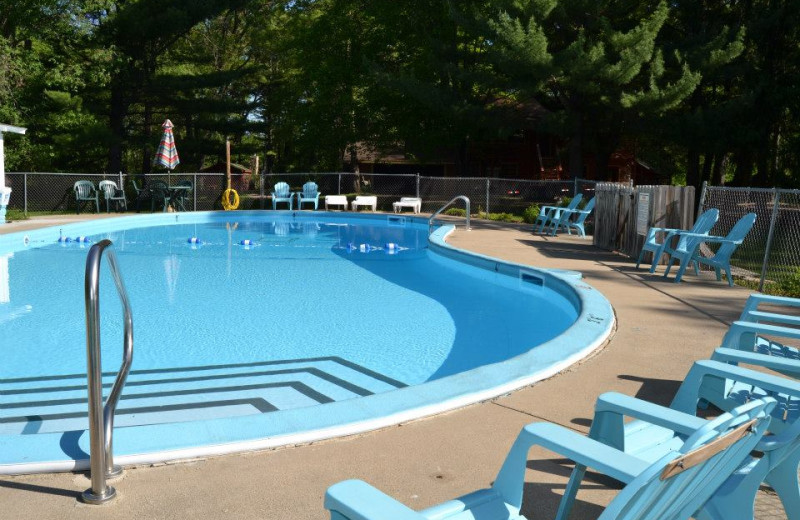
(522, 204, 540, 224)
(478, 211, 523, 223)
(444, 207, 467, 217)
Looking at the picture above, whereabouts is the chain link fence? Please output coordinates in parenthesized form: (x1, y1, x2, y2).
(5, 171, 598, 218)
(699, 184, 800, 295)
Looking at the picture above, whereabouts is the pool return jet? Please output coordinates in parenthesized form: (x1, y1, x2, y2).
(0, 123, 27, 224)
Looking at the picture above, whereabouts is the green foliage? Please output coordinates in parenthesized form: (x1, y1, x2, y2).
(522, 204, 540, 223)
(478, 211, 523, 223)
(444, 208, 467, 217)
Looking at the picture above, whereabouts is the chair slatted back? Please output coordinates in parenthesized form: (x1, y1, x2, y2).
(715, 213, 757, 262)
(302, 182, 319, 198)
(98, 180, 120, 198)
(574, 197, 595, 224)
(74, 180, 96, 199)
(601, 398, 773, 520)
(274, 182, 290, 197)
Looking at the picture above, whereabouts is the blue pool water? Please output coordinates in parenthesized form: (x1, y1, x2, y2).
(0, 212, 612, 472)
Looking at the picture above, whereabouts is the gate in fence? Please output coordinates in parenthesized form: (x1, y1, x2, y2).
(594, 183, 695, 260)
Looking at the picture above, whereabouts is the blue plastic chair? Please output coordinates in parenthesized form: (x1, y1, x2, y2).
(272, 182, 293, 210)
(635, 208, 719, 272)
(583, 359, 798, 520)
(98, 180, 127, 212)
(325, 396, 774, 520)
(73, 180, 100, 214)
(534, 194, 582, 234)
(662, 212, 756, 285)
(548, 197, 595, 238)
(297, 181, 321, 210)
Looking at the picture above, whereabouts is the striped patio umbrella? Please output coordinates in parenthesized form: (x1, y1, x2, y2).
(155, 119, 180, 183)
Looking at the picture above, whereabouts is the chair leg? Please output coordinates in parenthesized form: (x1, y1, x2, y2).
(555, 464, 588, 520)
(765, 451, 800, 520)
(635, 247, 647, 269)
(649, 244, 666, 273)
(725, 266, 734, 287)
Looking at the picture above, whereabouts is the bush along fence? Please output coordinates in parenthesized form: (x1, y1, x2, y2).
(698, 183, 800, 295)
(4, 172, 601, 223)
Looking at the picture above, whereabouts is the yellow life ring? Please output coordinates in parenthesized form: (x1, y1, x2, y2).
(221, 188, 240, 211)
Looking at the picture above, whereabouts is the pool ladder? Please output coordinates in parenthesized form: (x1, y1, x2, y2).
(428, 195, 471, 234)
(82, 239, 133, 504)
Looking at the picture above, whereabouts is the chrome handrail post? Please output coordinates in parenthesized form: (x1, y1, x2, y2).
(82, 240, 133, 504)
(103, 248, 133, 478)
(82, 241, 115, 504)
(428, 195, 471, 234)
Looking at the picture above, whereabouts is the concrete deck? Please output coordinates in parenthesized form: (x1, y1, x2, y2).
(0, 216, 788, 519)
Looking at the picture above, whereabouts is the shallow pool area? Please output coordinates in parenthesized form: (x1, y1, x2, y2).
(0, 211, 613, 474)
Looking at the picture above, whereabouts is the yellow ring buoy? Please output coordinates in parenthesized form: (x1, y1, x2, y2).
(222, 188, 240, 211)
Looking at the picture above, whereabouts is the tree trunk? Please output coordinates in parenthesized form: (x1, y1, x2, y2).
(594, 148, 614, 182)
(108, 80, 126, 173)
(731, 150, 753, 186)
(568, 115, 583, 179)
(141, 101, 152, 174)
(700, 152, 713, 186)
(711, 154, 726, 186)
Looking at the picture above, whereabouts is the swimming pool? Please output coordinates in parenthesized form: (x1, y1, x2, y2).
(0, 211, 613, 474)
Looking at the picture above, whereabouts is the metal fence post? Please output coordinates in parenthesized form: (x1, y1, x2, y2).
(416, 173, 420, 199)
(574, 177, 579, 196)
(697, 181, 708, 216)
(23, 172, 27, 215)
(485, 178, 490, 215)
(758, 189, 781, 293)
(338, 173, 342, 195)
(193, 174, 198, 211)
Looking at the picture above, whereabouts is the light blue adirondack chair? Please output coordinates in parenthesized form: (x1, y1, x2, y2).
(717, 294, 800, 378)
(271, 182, 293, 210)
(325, 396, 774, 520)
(98, 180, 127, 212)
(534, 194, 582, 234)
(662, 212, 757, 285)
(548, 197, 595, 238)
(635, 208, 719, 272)
(73, 180, 100, 214)
(581, 359, 798, 520)
(297, 181, 321, 210)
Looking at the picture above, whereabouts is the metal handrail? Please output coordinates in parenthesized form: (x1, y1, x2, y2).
(82, 240, 134, 505)
(428, 195, 471, 234)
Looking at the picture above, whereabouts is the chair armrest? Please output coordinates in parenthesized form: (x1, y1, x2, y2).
(592, 392, 707, 439)
(740, 293, 800, 326)
(672, 359, 800, 413)
(325, 480, 423, 520)
(492, 422, 648, 509)
(721, 321, 800, 350)
(711, 347, 800, 377)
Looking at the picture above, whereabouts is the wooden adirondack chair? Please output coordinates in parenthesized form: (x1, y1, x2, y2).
(325, 396, 774, 520)
(272, 182, 293, 210)
(663, 212, 756, 285)
(636, 208, 719, 272)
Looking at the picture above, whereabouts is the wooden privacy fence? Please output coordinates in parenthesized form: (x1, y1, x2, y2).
(594, 184, 696, 259)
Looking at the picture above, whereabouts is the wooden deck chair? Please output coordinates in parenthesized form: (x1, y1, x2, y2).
(635, 208, 719, 272)
(325, 395, 774, 520)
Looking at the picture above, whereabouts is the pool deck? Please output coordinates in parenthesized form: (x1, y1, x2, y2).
(0, 215, 788, 519)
